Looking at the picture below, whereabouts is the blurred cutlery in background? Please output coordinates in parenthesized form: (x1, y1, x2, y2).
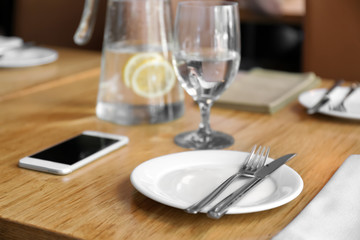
(330, 82, 359, 112)
(307, 79, 344, 114)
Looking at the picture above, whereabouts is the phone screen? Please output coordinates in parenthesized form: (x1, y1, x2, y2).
(30, 134, 119, 165)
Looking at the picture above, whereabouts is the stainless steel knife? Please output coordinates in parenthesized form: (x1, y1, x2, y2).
(307, 79, 344, 115)
(207, 153, 296, 219)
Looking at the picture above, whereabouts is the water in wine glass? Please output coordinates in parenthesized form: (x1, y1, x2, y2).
(173, 50, 240, 102)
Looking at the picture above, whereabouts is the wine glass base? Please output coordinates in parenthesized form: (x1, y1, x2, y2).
(174, 130, 234, 150)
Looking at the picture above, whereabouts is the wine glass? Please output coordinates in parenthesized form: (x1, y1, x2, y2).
(172, 1, 241, 149)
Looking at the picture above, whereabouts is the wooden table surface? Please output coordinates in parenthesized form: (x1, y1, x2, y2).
(0, 48, 359, 240)
(0, 47, 100, 102)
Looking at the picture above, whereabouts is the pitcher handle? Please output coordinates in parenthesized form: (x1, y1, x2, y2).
(73, 0, 100, 45)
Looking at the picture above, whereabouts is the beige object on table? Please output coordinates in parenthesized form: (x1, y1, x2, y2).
(216, 68, 321, 113)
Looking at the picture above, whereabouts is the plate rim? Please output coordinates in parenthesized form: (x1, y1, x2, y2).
(130, 150, 303, 214)
(0, 47, 58, 68)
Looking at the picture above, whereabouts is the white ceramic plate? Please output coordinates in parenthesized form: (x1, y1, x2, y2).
(0, 36, 23, 53)
(0, 46, 58, 68)
(299, 87, 360, 120)
(130, 150, 303, 214)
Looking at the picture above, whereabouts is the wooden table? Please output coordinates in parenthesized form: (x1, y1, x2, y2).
(1, 48, 359, 240)
(0, 47, 100, 101)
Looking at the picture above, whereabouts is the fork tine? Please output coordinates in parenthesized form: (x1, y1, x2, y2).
(257, 146, 270, 169)
(242, 145, 257, 168)
(255, 146, 266, 169)
(249, 145, 262, 170)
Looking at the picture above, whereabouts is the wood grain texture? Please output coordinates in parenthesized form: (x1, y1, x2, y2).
(0, 49, 359, 240)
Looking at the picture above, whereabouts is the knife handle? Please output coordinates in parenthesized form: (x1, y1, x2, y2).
(207, 177, 263, 219)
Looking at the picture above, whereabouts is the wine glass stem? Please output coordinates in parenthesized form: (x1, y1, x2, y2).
(197, 101, 213, 139)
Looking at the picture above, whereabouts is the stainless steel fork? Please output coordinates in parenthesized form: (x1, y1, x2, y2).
(330, 82, 359, 112)
(185, 145, 270, 214)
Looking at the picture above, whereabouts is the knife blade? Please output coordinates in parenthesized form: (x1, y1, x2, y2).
(307, 79, 344, 115)
(207, 153, 296, 219)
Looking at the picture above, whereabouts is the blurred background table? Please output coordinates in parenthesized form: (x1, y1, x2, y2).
(0, 47, 100, 101)
(1, 48, 360, 239)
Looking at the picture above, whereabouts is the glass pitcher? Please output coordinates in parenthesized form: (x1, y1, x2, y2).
(74, 0, 184, 125)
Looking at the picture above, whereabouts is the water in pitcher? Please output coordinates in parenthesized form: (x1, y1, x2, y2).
(96, 43, 184, 125)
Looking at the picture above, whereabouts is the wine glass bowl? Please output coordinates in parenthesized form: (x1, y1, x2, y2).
(172, 1, 241, 149)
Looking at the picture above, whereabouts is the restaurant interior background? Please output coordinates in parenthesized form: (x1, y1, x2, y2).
(0, 0, 359, 81)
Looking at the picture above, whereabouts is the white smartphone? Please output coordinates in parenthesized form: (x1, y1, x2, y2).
(19, 131, 129, 175)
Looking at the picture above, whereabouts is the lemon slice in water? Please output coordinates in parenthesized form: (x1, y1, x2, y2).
(131, 59, 176, 98)
(123, 53, 163, 88)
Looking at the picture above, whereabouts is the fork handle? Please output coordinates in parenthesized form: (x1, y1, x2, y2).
(185, 173, 239, 214)
(341, 85, 357, 103)
(207, 177, 263, 219)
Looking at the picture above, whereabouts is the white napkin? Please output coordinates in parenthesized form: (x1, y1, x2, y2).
(273, 155, 360, 240)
